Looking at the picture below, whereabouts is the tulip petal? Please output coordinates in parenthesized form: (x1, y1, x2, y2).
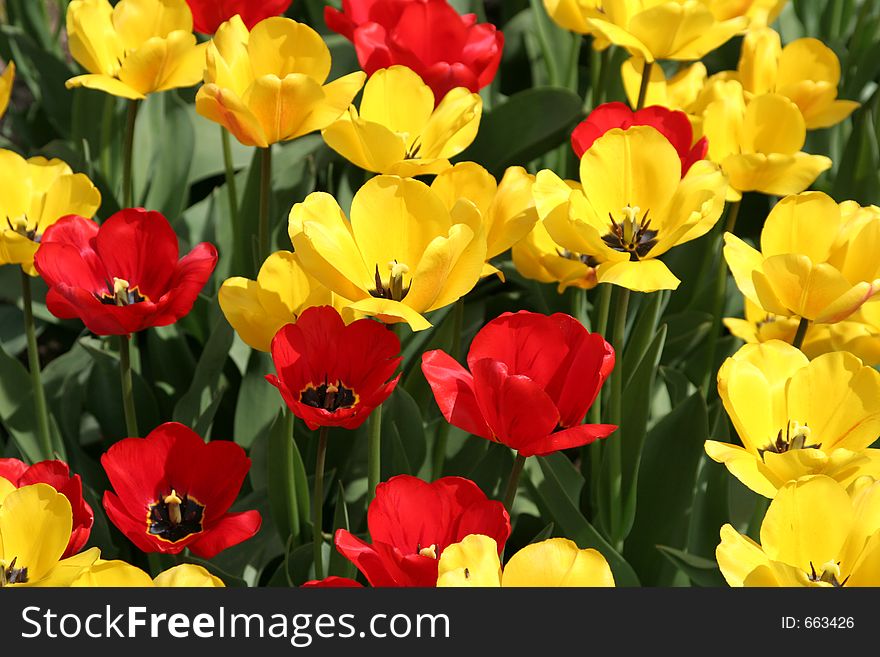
(65, 74, 145, 99)
(437, 535, 502, 587)
(502, 538, 615, 587)
(186, 511, 262, 559)
(421, 350, 493, 440)
(598, 259, 681, 292)
(717, 523, 771, 587)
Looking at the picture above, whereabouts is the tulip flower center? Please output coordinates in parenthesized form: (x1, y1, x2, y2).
(808, 560, 847, 587)
(0, 557, 28, 586)
(417, 544, 438, 559)
(602, 205, 658, 261)
(98, 277, 149, 306)
(556, 248, 600, 268)
(301, 377, 358, 412)
(758, 420, 820, 458)
(148, 488, 204, 543)
(7, 215, 38, 242)
(370, 260, 412, 301)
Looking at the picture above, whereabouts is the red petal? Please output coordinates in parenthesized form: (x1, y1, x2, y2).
(103, 490, 187, 554)
(34, 216, 106, 293)
(571, 102, 634, 157)
(0, 457, 28, 482)
(187, 510, 262, 559)
(150, 242, 217, 327)
(421, 350, 492, 440)
(301, 576, 364, 588)
(517, 423, 618, 458)
(334, 529, 401, 587)
(101, 432, 174, 519)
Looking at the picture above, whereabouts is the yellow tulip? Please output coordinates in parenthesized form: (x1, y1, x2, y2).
(196, 16, 365, 148)
(718, 475, 880, 586)
(534, 125, 727, 292)
(557, 0, 747, 63)
(706, 340, 880, 498)
(0, 483, 99, 587)
(65, 0, 207, 100)
(437, 535, 614, 587)
(322, 66, 482, 177)
(725, 298, 880, 366)
(724, 192, 880, 324)
(513, 217, 599, 293)
(289, 176, 486, 331)
(701, 81, 831, 199)
(621, 58, 707, 116)
(0, 61, 14, 120)
(0, 150, 101, 275)
(430, 163, 539, 277)
(73, 560, 225, 586)
(706, 0, 787, 28)
(219, 250, 349, 352)
(736, 27, 858, 129)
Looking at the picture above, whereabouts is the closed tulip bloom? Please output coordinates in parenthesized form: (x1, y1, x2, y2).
(219, 250, 347, 352)
(0, 458, 94, 559)
(512, 217, 599, 292)
(736, 27, 858, 129)
(334, 475, 511, 587)
(65, 0, 207, 100)
(437, 535, 615, 587)
(322, 66, 482, 177)
(186, 0, 292, 34)
(0, 483, 100, 587)
(196, 16, 366, 148)
(724, 192, 880, 324)
(325, 0, 503, 102)
(547, 0, 747, 62)
(266, 306, 401, 431)
(718, 475, 880, 586)
(33, 209, 217, 336)
(430, 163, 539, 276)
(73, 560, 224, 586)
(289, 175, 487, 331)
(101, 422, 262, 558)
(422, 311, 616, 457)
(535, 125, 727, 292)
(701, 81, 831, 199)
(0, 151, 101, 275)
(0, 61, 14, 119)
(706, 340, 880, 498)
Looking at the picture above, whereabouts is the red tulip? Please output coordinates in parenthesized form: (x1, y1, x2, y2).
(185, 0, 293, 35)
(572, 101, 708, 176)
(33, 209, 217, 336)
(301, 577, 364, 588)
(0, 458, 94, 558)
(334, 475, 510, 587)
(325, 0, 504, 102)
(422, 311, 616, 457)
(101, 422, 261, 558)
(266, 306, 401, 431)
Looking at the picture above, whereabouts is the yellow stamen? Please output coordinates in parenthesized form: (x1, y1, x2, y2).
(621, 205, 641, 246)
(164, 489, 183, 526)
(788, 420, 812, 449)
(11, 216, 29, 234)
(388, 261, 411, 301)
(418, 544, 438, 560)
(819, 561, 841, 582)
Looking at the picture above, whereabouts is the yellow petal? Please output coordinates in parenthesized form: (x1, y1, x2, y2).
(738, 28, 781, 96)
(487, 166, 540, 258)
(716, 523, 772, 587)
(196, 83, 267, 147)
(0, 148, 32, 221)
(73, 559, 154, 587)
(585, 17, 653, 61)
(295, 71, 366, 137)
(741, 94, 805, 156)
(112, 0, 193, 51)
(248, 18, 330, 83)
(65, 74, 145, 100)
(67, 0, 125, 77)
(153, 564, 225, 587)
(760, 191, 840, 262)
(760, 475, 852, 572)
(242, 74, 324, 145)
(205, 15, 252, 95)
(503, 538, 615, 587)
(723, 232, 766, 309)
(418, 88, 482, 160)
(0, 61, 15, 119)
(322, 107, 410, 173)
(778, 38, 842, 90)
(704, 440, 781, 498)
(35, 548, 101, 587)
(723, 152, 832, 198)
(33, 173, 102, 235)
(359, 66, 434, 137)
(627, 3, 745, 62)
(344, 297, 432, 331)
(702, 80, 747, 162)
(598, 259, 680, 292)
(655, 159, 727, 251)
(436, 534, 502, 587)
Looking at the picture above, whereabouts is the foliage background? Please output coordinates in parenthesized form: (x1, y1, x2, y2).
(0, 0, 878, 586)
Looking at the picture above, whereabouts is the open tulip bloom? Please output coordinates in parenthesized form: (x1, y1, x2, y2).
(33, 208, 217, 336)
(266, 306, 401, 431)
(101, 422, 261, 558)
(334, 475, 511, 587)
(185, 0, 292, 34)
(0, 458, 94, 559)
(422, 311, 616, 458)
(325, 0, 504, 101)
(718, 475, 880, 586)
(65, 0, 207, 99)
(196, 16, 366, 148)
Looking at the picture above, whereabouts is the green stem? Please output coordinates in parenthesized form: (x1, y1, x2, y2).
(258, 146, 273, 269)
(607, 286, 630, 545)
(221, 127, 239, 228)
(635, 60, 654, 111)
(502, 452, 527, 513)
(587, 284, 611, 486)
(367, 403, 382, 505)
(432, 300, 464, 479)
(701, 200, 741, 400)
(21, 271, 53, 461)
(118, 335, 139, 438)
(99, 95, 115, 184)
(122, 99, 139, 208)
(284, 410, 301, 542)
(313, 426, 328, 581)
(529, 0, 560, 85)
(792, 317, 810, 351)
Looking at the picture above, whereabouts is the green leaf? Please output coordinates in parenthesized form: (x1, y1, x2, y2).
(142, 93, 196, 220)
(266, 412, 309, 546)
(172, 317, 233, 429)
(457, 87, 584, 177)
(234, 350, 283, 450)
(380, 386, 427, 478)
(329, 481, 357, 580)
(527, 454, 640, 586)
(623, 392, 709, 586)
(656, 546, 725, 588)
